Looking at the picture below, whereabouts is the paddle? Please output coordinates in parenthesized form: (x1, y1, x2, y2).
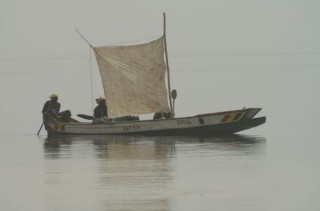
(37, 122, 44, 135)
(77, 114, 94, 120)
(37, 113, 48, 135)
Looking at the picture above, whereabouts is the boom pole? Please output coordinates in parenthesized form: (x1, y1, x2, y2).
(75, 29, 93, 48)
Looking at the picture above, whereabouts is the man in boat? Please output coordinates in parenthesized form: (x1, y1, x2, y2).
(92, 97, 108, 124)
(153, 112, 172, 120)
(42, 92, 71, 122)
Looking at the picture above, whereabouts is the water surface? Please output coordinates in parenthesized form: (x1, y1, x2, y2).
(0, 134, 270, 211)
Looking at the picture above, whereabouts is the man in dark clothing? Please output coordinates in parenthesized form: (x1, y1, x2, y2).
(42, 92, 71, 122)
(153, 112, 172, 120)
(92, 97, 108, 124)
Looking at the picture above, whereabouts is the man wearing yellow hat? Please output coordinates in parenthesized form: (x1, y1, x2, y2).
(42, 92, 71, 122)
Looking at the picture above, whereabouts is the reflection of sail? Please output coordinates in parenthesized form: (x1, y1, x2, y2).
(41, 135, 266, 210)
(91, 135, 176, 160)
(90, 136, 174, 210)
(41, 135, 176, 210)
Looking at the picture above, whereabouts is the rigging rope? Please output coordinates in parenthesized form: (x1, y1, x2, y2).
(89, 46, 94, 113)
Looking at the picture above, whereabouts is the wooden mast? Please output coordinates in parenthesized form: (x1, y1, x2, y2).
(163, 13, 174, 117)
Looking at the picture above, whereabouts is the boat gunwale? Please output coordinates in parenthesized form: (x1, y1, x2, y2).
(49, 108, 262, 126)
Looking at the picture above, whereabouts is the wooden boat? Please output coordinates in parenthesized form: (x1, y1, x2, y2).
(43, 14, 266, 136)
(45, 108, 265, 136)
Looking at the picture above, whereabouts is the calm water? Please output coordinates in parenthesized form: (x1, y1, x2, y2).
(0, 134, 268, 211)
(0, 128, 319, 211)
(1, 59, 320, 210)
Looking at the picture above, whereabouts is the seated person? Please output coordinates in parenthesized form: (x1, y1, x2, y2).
(92, 97, 108, 124)
(153, 112, 172, 120)
(42, 92, 71, 122)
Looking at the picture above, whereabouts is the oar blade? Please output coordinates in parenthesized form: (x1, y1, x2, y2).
(77, 114, 93, 120)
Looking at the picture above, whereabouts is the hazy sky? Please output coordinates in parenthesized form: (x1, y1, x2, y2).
(2, 0, 320, 58)
(1, 0, 320, 134)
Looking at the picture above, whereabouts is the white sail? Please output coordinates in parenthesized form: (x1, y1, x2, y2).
(93, 37, 170, 118)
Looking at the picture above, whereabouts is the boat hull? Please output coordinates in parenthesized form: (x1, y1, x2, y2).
(45, 108, 266, 137)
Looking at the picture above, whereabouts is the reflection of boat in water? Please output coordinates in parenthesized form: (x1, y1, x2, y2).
(43, 134, 266, 159)
(44, 134, 266, 144)
(42, 134, 266, 210)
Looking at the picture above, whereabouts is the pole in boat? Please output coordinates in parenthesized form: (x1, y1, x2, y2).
(37, 113, 47, 135)
(163, 13, 174, 117)
(37, 122, 44, 135)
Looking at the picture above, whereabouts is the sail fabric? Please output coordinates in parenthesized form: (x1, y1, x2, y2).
(93, 37, 170, 118)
